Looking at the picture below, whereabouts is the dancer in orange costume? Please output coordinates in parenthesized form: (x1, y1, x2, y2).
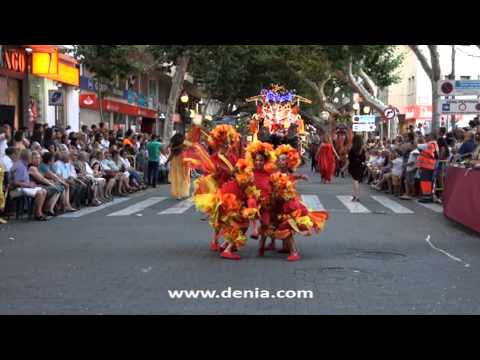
(270, 172, 329, 261)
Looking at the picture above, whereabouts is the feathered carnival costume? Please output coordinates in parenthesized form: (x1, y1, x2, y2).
(269, 144, 329, 240)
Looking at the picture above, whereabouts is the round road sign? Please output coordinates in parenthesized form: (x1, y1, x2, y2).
(384, 107, 396, 119)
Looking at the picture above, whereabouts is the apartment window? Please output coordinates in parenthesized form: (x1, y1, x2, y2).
(460, 76, 471, 80)
(149, 79, 158, 106)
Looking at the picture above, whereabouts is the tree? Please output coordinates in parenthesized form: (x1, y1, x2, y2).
(148, 46, 214, 138)
(409, 45, 442, 134)
(276, 45, 403, 131)
(74, 45, 138, 123)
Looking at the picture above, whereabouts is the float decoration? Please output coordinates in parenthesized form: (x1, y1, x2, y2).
(246, 84, 311, 138)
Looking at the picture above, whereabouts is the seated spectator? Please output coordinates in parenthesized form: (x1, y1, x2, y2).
(2, 147, 18, 176)
(74, 151, 104, 206)
(10, 149, 49, 221)
(90, 151, 116, 201)
(100, 150, 129, 196)
(373, 151, 392, 192)
(67, 151, 92, 206)
(390, 150, 404, 196)
(13, 129, 30, 150)
(400, 138, 422, 200)
(117, 149, 143, 190)
(458, 131, 476, 157)
(29, 151, 63, 216)
(53, 151, 87, 209)
(39, 152, 77, 212)
(110, 149, 134, 193)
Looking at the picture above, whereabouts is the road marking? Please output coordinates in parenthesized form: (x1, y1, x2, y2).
(416, 201, 443, 213)
(60, 197, 131, 218)
(425, 235, 470, 268)
(371, 196, 414, 214)
(159, 198, 194, 214)
(301, 195, 325, 211)
(108, 197, 167, 216)
(336, 196, 371, 213)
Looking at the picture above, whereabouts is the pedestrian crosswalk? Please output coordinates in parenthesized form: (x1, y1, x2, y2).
(59, 194, 444, 219)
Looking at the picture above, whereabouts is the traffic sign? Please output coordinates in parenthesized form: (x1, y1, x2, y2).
(352, 115, 376, 124)
(438, 80, 480, 96)
(441, 99, 480, 114)
(383, 107, 396, 119)
(48, 90, 63, 106)
(353, 123, 376, 132)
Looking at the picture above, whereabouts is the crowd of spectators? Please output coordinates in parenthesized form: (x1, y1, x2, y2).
(365, 119, 480, 202)
(0, 122, 170, 222)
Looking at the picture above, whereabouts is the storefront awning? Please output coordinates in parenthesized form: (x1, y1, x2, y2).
(80, 93, 158, 118)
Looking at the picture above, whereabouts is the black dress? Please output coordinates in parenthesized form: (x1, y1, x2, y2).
(348, 149, 366, 182)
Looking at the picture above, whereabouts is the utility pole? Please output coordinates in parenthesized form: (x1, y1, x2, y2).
(450, 45, 456, 131)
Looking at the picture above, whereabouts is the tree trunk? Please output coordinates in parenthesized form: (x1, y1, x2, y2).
(163, 53, 191, 139)
(431, 83, 441, 135)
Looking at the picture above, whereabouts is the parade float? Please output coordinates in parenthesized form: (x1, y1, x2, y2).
(246, 85, 311, 147)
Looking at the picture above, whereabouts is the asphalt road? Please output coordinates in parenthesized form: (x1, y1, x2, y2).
(1, 167, 479, 315)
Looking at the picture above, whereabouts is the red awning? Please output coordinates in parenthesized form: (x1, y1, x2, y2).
(80, 93, 158, 118)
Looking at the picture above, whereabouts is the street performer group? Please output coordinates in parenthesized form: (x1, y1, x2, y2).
(180, 85, 329, 261)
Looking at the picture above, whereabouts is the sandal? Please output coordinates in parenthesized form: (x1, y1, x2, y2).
(287, 252, 301, 262)
(35, 216, 50, 222)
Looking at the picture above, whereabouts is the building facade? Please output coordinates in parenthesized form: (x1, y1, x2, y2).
(382, 45, 480, 134)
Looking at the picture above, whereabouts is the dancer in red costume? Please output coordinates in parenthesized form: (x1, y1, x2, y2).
(265, 144, 309, 254)
(270, 171, 329, 261)
(206, 125, 240, 251)
(317, 133, 339, 184)
(244, 141, 277, 256)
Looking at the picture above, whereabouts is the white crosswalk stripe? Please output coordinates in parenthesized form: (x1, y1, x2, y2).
(59, 193, 444, 219)
(301, 194, 325, 211)
(336, 195, 371, 213)
(158, 198, 194, 214)
(416, 201, 443, 213)
(371, 196, 415, 214)
(107, 197, 167, 216)
(60, 197, 131, 218)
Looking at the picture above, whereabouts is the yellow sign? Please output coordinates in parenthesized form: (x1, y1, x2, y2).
(32, 50, 58, 75)
(50, 62, 79, 86)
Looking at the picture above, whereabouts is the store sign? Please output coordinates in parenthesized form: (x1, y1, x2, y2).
(80, 93, 157, 118)
(441, 99, 480, 114)
(32, 50, 59, 76)
(405, 105, 432, 119)
(1, 48, 27, 73)
(47, 62, 79, 86)
(80, 76, 97, 92)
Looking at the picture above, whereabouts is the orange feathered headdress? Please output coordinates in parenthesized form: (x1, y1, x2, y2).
(274, 144, 301, 170)
(245, 141, 276, 173)
(208, 124, 240, 150)
(270, 172, 298, 201)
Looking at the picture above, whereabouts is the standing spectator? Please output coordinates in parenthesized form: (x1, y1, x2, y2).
(43, 127, 57, 153)
(348, 134, 366, 202)
(11, 149, 49, 221)
(0, 125, 11, 167)
(146, 134, 163, 188)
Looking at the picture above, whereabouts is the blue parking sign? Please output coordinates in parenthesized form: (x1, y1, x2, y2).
(442, 103, 450, 112)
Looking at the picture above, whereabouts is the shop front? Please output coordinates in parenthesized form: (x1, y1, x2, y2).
(29, 47, 80, 131)
(0, 46, 28, 129)
(80, 93, 158, 134)
(405, 105, 432, 134)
